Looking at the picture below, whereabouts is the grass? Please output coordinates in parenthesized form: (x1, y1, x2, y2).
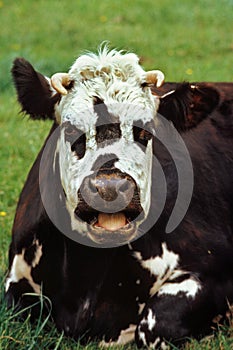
(0, 0, 233, 348)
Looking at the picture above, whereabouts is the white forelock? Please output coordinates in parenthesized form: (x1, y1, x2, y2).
(69, 46, 145, 85)
(56, 45, 160, 123)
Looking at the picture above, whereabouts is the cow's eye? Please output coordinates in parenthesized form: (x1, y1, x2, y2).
(64, 124, 86, 159)
(71, 133, 86, 159)
(133, 126, 153, 148)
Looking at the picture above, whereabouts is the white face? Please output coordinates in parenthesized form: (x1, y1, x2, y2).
(53, 48, 161, 246)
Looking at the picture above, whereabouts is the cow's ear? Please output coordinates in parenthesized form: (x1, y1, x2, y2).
(158, 83, 220, 131)
(12, 58, 60, 120)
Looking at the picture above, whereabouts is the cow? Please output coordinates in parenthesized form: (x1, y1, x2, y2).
(5, 46, 233, 349)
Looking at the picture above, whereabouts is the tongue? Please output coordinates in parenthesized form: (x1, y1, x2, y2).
(96, 212, 127, 231)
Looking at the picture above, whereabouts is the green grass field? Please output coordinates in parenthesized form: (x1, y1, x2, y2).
(0, 0, 233, 348)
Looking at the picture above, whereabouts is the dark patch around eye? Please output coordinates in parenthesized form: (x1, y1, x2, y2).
(133, 126, 153, 148)
(64, 122, 86, 159)
(71, 134, 86, 159)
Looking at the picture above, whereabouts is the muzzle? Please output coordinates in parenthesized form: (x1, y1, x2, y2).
(75, 168, 143, 245)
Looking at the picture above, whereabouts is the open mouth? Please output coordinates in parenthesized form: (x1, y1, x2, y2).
(75, 207, 143, 245)
(94, 212, 130, 230)
(75, 171, 144, 246)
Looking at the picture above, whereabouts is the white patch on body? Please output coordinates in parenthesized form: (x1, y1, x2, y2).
(138, 328, 147, 347)
(99, 324, 137, 347)
(146, 308, 156, 331)
(138, 308, 156, 346)
(5, 240, 42, 294)
(134, 243, 201, 299)
(138, 311, 169, 348)
(134, 243, 180, 296)
(157, 278, 201, 298)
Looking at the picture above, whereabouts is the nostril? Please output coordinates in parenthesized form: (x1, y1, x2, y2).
(118, 179, 134, 194)
(119, 179, 130, 193)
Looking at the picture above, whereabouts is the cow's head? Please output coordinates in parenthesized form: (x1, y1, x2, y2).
(52, 48, 166, 246)
(11, 46, 220, 247)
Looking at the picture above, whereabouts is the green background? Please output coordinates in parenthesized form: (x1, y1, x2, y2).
(0, 1, 232, 348)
